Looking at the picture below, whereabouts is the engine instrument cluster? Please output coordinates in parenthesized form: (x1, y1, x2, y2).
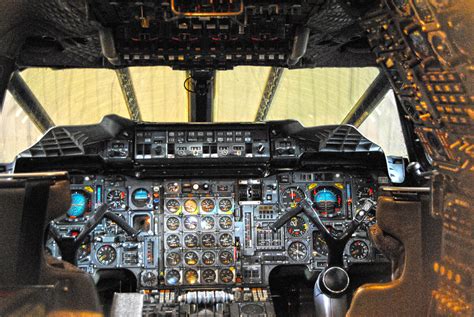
(162, 179, 237, 286)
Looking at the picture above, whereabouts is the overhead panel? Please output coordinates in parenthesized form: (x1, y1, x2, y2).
(21, 68, 129, 125)
(129, 67, 188, 122)
(214, 67, 271, 122)
(267, 68, 380, 126)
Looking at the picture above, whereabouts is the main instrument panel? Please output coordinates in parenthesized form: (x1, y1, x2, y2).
(48, 171, 386, 291)
(20, 119, 394, 315)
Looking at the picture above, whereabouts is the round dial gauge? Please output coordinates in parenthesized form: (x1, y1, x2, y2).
(166, 199, 181, 213)
(131, 188, 151, 208)
(311, 186, 343, 217)
(218, 199, 233, 212)
(287, 216, 308, 237)
(96, 245, 116, 265)
(219, 233, 233, 248)
(202, 269, 216, 283)
(106, 190, 127, 210)
(219, 269, 234, 283)
(166, 217, 180, 231)
(219, 250, 234, 265)
(201, 251, 216, 265)
(288, 241, 308, 261)
(219, 216, 233, 230)
(184, 234, 199, 248)
(184, 199, 198, 214)
(184, 251, 199, 265)
(141, 271, 157, 288)
(167, 182, 180, 193)
(166, 252, 181, 266)
(201, 199, 215, 212)
(184, 215, 199, 230)
(349, 240, 370, 260)
(201, 233, 216, 248)
(281, 187, 305, 210)
(165, 269, 180, 285)
(67, 191, 90, 218)
(201, 216, 215, 230)
(313, 231, 328, 257)
(166, 234, 181, 248)
(184, 269, 199, 285)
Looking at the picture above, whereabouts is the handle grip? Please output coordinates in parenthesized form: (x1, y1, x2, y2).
(270, 206, 302, 232)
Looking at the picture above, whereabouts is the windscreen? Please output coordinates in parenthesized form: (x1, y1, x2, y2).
(0, 66, 407, 162)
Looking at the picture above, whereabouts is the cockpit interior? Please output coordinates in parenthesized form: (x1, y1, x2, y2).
(0, 1, 472, 317)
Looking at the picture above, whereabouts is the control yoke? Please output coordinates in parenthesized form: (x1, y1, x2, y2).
(270, 197, 376, 268)
(49, 204, 140, 264)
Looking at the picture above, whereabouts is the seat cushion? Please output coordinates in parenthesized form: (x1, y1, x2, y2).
(347, 196, 426, 317)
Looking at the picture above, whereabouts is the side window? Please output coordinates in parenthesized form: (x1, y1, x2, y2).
(358, 90, 408, 157)
(0, 91, 42, 163)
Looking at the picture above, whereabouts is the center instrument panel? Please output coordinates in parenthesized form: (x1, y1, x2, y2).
(47, 171, 386, 291)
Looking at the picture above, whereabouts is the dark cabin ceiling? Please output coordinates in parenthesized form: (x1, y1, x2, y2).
(0, 0, 377, 70)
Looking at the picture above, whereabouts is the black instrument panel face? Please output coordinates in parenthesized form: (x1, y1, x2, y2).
(47, 172, 387, 290)
(135, 126, 270, 160)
